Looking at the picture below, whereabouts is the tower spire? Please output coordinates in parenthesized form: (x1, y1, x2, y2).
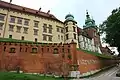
(86, 10, 90, 19)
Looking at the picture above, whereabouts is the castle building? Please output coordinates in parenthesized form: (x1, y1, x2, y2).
(0, 0, 102, 53)
(77, 11, 102, 53)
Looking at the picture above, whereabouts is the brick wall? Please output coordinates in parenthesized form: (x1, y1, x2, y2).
(0, 42, 116, 76)
(0, 42, 76, 76)
(77, 50, 115, 74)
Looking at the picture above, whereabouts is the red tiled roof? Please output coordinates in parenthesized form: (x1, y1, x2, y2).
(0, 0, 63, 23)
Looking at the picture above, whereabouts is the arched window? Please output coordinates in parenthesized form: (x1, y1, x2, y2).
(9, 47, 15, 53)
(53, 48, 58, 54)
(31, 48, 37, 53)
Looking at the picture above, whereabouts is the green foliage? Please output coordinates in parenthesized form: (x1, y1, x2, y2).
(99, 7, 120, 56)
(0, 72, 63, 80)
(68, 54, 72, 59)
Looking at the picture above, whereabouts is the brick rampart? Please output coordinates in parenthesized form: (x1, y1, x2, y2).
(0, 42, 116, 76)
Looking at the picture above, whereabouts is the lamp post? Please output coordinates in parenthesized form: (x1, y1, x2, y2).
(3, 0, 12, 38)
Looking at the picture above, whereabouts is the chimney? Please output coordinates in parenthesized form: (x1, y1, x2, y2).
(39, 7, 41, 12)
(47, 10, 50, 14)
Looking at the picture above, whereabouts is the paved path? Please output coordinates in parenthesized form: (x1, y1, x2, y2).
(72, 65, 120, 80)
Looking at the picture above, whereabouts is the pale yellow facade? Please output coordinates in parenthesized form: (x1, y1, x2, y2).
(0, 0, 79, 48)
(0, 7, 65, 43)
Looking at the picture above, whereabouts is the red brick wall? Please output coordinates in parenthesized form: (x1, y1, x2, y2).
(0, 42, 116, 76)
(77, 50, 115, 74)
(0, 42, 75, 75)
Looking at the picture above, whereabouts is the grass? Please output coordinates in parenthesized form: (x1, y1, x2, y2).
(0, 38, 38, 43)
(0, 71, 64, 80)
(0, 38, 50, 46)
(77, 48, 113, 59)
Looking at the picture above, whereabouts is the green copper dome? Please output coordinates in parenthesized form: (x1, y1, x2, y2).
(65, 13, 74, 19)
(64, 13, 77, 23)
(84, 11, 97, 28)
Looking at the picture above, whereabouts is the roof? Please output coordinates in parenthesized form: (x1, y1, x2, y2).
(77, 27, 92, 39)
(0, 0, 63, 24)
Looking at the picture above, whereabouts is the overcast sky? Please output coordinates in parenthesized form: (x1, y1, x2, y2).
(2, 0, 120, 28)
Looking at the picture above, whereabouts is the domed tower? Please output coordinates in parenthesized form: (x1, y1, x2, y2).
(64, 13, 78, 47)
(83, 10, 97, 29)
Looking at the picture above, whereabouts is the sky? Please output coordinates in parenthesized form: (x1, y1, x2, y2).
(2, 0, 120, 28)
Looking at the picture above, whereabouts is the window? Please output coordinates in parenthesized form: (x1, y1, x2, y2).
(16, 26, 21, 33)
(49, 25, 52, 33)
(17, 17, 22, 24)
(9, 48, 15, 53)
(34, 21, 39, 27)
(73, 26, 76, 32)
(66, 27, 68, 32)
(10, 16, 15, 23)
(58, 35, 60, 40)
(32, 48, 37, 53)
(49, 29, 52, 34)
(0, 14, 5, 21)
(24, 19, 29, 26)
(23, 27, 28, 34)
(35, 38, 37, 42)
(43, 34, 47, 41)
(48, 36, 52, 41)
(57, 27, 59, 32)
(74, 33, 76, 39)
(53, 48, 58, 54)
(9, 35, 12, 38)
(21, 36, 24, 40)
(9, 24, 14, 32)
(34, 29, 38, 35)
(0, 23, 4, 30)
(61, 28, 64, 33)
(66, 34, 68, 40)
(43, 24, 47, 33)
(61, 35, 63, 40)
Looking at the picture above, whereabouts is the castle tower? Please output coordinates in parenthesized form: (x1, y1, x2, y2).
(83, 11, 102, 53)
(64, 13, 78, 47)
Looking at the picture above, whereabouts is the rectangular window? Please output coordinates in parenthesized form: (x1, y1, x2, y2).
(9, 35, 12, 38)
(61, 35, 63, 40)
(58, 35, 60, 40)
(21, 36, 24, 40)
(49, 29, 52, 34)
(35, 38, 37, 42)
(66, 27, 68, 32)
(49, 25, 52, 33)
(73, 26, 76, 32)
(17, 17, 22, 24)
(34, 21, 39, 27)
(24, 19, 29, 26)
(0, 14, 5, 21)
(34, 29, 38, 35)
(66, 34, 68, 40)
(16, 26, 21, 33)
(43, 34, 47, 41)
(48, 36, 52, 41)
(57, 27, 59, 32)
(9, 24, 14, 32)
(0, 23, 4, 30)
(61, 28, 64, 33)
(10, 16, 15, 23)
(43, 24, 47, 33)
(23, 27, 28, 34)
(74, 33, 76, 39)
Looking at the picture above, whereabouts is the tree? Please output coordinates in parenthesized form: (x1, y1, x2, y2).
(99, 7, 120, 57)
